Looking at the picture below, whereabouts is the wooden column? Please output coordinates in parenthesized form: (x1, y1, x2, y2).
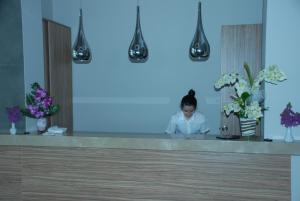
(43, 19, 73, 134)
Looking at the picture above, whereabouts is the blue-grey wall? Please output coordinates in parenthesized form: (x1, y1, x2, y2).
(21, 0, 45, 132)
(41, 0, 53, 20)
(263, 1, 300, 199)
(264, 0, 300, 140)
(0, 0, 25, 133)
(52, 0, 263, 134)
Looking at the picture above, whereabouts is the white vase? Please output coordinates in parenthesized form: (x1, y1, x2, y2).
(36, 118, 47, 133)
(239, 117, 257, 136)
(9, 123, 17, 135)
(284, 127, 294, 143)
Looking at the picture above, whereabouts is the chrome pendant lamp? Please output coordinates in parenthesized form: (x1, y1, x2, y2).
(128, 4, 149, 63)
(189, 1, 210, 61)
(72, 6, 92, 64)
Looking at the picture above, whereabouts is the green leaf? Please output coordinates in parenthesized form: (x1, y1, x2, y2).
(26, 94, 35, 105)
(241, 92, 250, 102)
(50, 104, 60, 114)
(20, 108, 36, 118)
(243, 63, 254, 87)
(31, 82, 40, 90)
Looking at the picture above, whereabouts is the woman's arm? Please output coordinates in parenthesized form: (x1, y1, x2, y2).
(165, 116, 176, 134)
(199, 116, 209, 134)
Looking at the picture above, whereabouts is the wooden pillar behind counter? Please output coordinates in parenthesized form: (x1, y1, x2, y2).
(0, 145, 290, 201)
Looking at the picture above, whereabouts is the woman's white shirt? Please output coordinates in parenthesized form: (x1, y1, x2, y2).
(165, 111, 209, 138)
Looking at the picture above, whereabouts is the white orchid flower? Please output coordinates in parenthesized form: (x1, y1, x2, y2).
(224, 102, 241, 116)
(244, 101, 263, 120)
(234, 78, 250, 97)
(215, 63, 286, 121)
(264, 65, 287, 84)
(214, 73, 239, 89)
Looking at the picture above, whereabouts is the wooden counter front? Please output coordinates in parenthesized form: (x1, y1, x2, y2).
(0, 133, 294, 201)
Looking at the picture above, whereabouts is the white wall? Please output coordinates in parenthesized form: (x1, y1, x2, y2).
(264, 0, 300, 140)
(52, 0, 263, 134)
(21, 0, 45, 132)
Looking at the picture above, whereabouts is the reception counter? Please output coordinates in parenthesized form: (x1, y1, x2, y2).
(0, 133, 299, 201)
(0, 132, 299, 154)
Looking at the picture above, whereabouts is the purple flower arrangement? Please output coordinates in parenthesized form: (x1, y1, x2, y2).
(6, 106, 21, 123)
(21, 82, 59, 119)
(280, 102, 300, 127)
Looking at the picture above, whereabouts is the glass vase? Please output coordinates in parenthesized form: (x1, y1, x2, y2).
(9, 122, 17, 135)
(37, 118, 47, 133)
(284, 127, 294, 143)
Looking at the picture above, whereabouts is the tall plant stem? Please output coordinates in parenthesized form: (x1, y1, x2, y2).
(243, 63, 254, 87)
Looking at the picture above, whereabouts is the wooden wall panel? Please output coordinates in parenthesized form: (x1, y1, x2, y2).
(220, 24, 262, 136)
(0, 146, 21, 201)
(20, 146, 290, 201)
(43, 19, 73, 134)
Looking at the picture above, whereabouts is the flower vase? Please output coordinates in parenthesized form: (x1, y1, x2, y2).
(284, 127, 294, 143)
(36, 118, 47, 133)
(9, 123, 17, 135)
(240, 118, 257, 137)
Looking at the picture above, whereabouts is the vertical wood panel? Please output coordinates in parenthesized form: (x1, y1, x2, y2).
(43, 19, 73, 134)
(0, 146, 21, 201)
(220, 24, 262, 136)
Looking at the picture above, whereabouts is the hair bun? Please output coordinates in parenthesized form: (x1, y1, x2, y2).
(188, 89, 195, 97)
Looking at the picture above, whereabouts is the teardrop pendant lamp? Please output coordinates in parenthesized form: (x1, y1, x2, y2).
(189, 1, 210, 61)
(128, 3, 149, 63)
(72, 6, 92, 64)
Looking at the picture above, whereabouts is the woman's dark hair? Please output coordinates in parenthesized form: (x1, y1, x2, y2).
(180, 89, 197, 109)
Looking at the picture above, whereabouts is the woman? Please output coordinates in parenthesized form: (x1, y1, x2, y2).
(165, 89, 209, 138)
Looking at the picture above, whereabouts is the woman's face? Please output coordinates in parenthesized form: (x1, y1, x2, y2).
(182, 105, 195, 119)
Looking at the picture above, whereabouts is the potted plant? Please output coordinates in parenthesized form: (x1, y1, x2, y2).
(21, 82, 60, 132)
(6, 106, 21, 135)
(214, 63, 286, 136)
(280, 102, 300, 142)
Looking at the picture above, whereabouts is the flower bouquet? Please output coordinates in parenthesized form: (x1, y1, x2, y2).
(214, 63, 286, 136)
(280, 102, 300, 127)
(21, 82, 59, 119)
(215, 63, 286, 121)
(280, 102, 300, 142)
(6, 106, 21, 135)
(6, 106, 21, 123)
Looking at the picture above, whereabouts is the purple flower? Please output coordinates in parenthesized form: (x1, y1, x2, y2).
(28, 105, 39, 115)
(34, 111, 45, 119)
(42, 97, 53, 109)
(35, 88, 47, 99)
(27, 105, 44, 118)
(6, 106, 21, 123)
(22, 82, 59, 119)
(280, 103, 300, 127)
